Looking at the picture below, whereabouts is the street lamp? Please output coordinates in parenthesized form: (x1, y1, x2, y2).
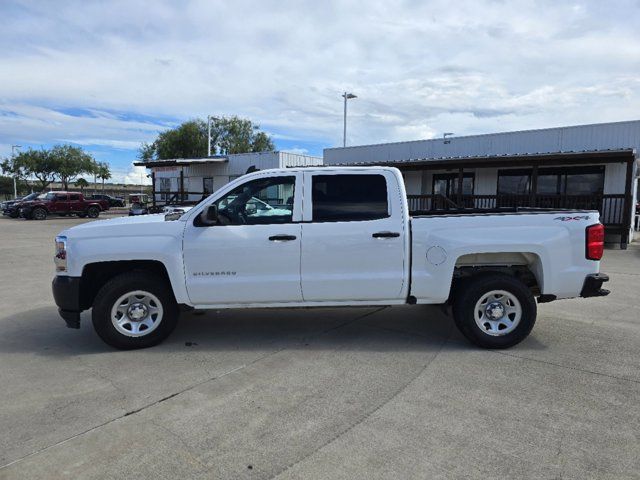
(342, 92, 357, 147)
(207, 115, 212, 157)
(11, 145, 21, 198)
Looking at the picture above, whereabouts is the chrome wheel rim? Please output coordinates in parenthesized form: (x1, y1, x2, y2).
(111, 290, 163, 337)
(474, 289, 522, 336)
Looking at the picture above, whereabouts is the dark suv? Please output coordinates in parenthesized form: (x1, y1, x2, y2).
(90, 194, 125, 207)
(2, 192, 41, 218)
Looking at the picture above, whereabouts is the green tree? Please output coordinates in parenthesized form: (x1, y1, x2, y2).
(51, 145, 96, 190)
(138, 116, 275, 161)
(75, 177, 89, 193)
(96, 162, 112, 191)
(0, 175, 16, 199)
(2, 148, 57, 191)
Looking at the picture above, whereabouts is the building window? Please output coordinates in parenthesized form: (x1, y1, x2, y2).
(159, 178, 171, 201)
(311, 174, 389, 222)
(203, 177, 214, 196)
(563, 167, 604, 195)
(497, 169, 530, 195)
(497, 166, 604, 196)
(432, 173, 475, 197)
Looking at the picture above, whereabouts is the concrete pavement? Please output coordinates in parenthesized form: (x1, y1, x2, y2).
(0, 216, 638, 479)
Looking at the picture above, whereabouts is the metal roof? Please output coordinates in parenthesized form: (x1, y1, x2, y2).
(324, 120, 640, 166)
(324, 119, 640, 152)
(332, 148, 637, 170)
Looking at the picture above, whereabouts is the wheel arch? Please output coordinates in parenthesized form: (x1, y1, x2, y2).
(79, 260, 173, 310)
(452, 251, 544, 297)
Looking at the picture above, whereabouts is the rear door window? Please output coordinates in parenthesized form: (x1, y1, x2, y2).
(311, 174, 389, 222)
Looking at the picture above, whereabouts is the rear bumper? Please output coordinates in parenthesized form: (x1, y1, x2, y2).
(52, 276, 82, 328)
(580, 273, 610, 298)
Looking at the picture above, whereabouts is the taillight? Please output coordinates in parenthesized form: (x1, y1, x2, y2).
(585, 224, 604, 261)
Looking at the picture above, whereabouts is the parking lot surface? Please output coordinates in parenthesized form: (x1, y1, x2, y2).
(1, 216, 639, 479)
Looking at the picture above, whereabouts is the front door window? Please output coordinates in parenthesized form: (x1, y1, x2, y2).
(213, 176, 295, 225)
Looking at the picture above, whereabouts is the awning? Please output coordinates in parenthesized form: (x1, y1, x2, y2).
(133, 157, 229, 168)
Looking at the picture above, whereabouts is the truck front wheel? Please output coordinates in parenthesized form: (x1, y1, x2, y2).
(452, 273, 536, 349)
(87, 206, 100, 218)
(92, 271, 179, 349)
(32, 207, 47, 220)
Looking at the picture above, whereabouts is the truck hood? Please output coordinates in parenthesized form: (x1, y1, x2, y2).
(59, 214, 185, 239)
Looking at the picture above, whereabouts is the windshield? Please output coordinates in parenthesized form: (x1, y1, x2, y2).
(22, 193, 39, 201)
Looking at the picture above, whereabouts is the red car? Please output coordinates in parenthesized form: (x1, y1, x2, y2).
(20, 192, 109, 220)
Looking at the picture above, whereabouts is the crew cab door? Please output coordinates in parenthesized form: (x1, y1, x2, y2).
(300, 171, 408, 302)
(50, 193, 69, 213)
(183, 173, 303, 305)
(68, 193, 83, 213)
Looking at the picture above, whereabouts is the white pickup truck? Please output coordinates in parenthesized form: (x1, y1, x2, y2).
(52, 167, 609, 350)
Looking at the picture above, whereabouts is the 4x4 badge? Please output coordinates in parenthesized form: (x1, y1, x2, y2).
(554, 215, 590, 221)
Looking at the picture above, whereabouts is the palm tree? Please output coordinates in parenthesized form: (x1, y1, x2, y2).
(75, 178, 89, 193)
(97, 162, 111, 191)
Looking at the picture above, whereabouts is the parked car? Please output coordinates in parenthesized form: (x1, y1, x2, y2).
(52, 166, 609, 350)
(128, 202, 150, 216)
(90, 194, 125, 208)
(20, 192, 109, 220)
(162, 204, 194, 214)
(2, 192, 41, 218)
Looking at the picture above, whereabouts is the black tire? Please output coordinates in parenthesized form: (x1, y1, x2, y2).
(87, 206, 100, 218)
(78, 212, 87, 218)
(452, 273, 536, 349)
(32, 207, 47, 220)
(92, 271, 179, 349)
(9, 210, 19, 218)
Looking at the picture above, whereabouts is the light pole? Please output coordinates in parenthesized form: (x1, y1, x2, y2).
(207, 115, 212, 157)
(11, 145, 21, 198)
(342, 92, 357, 147)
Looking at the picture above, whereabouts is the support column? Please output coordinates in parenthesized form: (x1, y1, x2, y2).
(179, 169, 185, 203)
(151, 171, 156, 207)
(457, 167, 463, 207)
(621, 157, 634, 249)
(530, 163, 539, 207)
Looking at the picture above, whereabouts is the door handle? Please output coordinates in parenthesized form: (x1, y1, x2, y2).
(372, 231, 400, 239)
(269, 234, 297, 241)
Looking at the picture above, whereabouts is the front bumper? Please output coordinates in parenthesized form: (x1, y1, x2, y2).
(52, 276, 82, 328)
(580, 273, 610, 298)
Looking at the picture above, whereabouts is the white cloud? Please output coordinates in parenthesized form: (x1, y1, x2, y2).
(0, 0, 639, 155)
(119, 164, 152, 186)
(281, 147, 309, 155)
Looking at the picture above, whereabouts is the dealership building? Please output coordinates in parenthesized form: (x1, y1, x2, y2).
(325, 120, 639, 247)
(137, 120, 638, 246)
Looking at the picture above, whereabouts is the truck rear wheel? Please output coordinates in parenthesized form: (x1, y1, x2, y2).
(87, 206, 100, 218)
(32, 207, 47, 220)
(92, 271, 179, 349)
(452, 273, 536, 349)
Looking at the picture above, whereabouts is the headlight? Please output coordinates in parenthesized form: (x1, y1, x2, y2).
(54, 235, 67, 272)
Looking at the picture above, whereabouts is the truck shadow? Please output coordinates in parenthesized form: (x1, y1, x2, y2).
(0, 304, 547, 357)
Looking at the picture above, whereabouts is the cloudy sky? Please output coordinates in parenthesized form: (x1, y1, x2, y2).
(1, 0, 639, 183)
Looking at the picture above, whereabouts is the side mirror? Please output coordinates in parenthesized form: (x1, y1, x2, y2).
(199, 204, 218, 226)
